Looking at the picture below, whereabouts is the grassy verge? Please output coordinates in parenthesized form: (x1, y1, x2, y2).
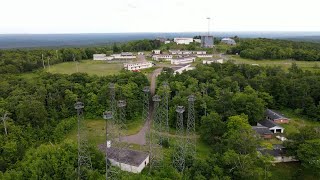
(228, 55, 320, 72)
(46, 60, 123, 76)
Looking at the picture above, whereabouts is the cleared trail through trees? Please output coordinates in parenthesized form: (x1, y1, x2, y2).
(121, 68, 163, 145)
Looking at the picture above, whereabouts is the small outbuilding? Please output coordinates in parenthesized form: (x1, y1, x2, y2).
(107, 147, 149, 173)
(252, 126, 273, 139)
(258, 145, 297, 163)
(257, 119, 284, 133)
(266, 109, 290, 124)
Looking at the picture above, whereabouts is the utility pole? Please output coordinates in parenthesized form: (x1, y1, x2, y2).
(73, 54, 79, 73)
(47, 57, 51, 69)
(172, 106, 186, 172)
(103, 111, 116, 180)
(75, 101, 92, 179)
(1, 112, 8, 135)
(142, 86, 150, 123)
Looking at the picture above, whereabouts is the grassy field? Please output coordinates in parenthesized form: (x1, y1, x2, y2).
(46, 60, 123, 76)
(228, 55, 320, 72)
(270, 162, 318, 180)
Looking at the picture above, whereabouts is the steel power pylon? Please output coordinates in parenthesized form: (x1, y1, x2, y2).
(109, 83, 117, 121)
(142, 86, 150, 123)
(187, 95, 196, 157)
(149, 95, 163, 172)
(103, 111, 118, 180)
(116, 100, 129, 169)
(161, 82, 170, 142)
(172, 106, 186, 172)
(75, 102, 92, 179)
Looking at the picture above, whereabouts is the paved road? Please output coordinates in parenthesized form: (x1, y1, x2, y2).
(121, 67, 163, 145)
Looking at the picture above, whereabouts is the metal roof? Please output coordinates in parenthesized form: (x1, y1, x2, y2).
(266, 109, 289, 120)
(252, 126, 273, 135)
(258, 119, 283, 129)
(106, 147, 149, 167)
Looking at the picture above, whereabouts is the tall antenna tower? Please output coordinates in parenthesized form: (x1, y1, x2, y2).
(103, 111, 118, 180)
(172, 106, 186, 172)
(161, 82, 170, 142)
(75, 101, 92, 179)
(186, 95, 196, 157)
(1, 112, 8, 136)
(109, 83, 117, 121)
(142, 86, 150, 123)
(206, 17, 211, 36)
(149, 95, 163, 172)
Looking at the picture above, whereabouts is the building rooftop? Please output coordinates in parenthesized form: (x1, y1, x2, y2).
(258, 119, 283, 129)
(252, 126, 273, 135)
(266, 109, 288, 120)
(106, 147, 149, 167)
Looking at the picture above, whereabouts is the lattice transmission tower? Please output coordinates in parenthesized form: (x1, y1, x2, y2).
(142, 86, 150, 123)
(75, 101, 92, 179)
(172, 106, 186, 172)
(186, 95, 196, 157)
(103, 111, 118, 180)
(109, 83, 117, 120)
(149, 95, 163, 172)
(161, 82, 170, 142)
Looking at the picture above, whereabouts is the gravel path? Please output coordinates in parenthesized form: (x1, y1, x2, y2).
(120, 68, 162, 145)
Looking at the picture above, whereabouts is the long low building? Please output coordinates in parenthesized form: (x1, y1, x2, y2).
(171, 56, 196, 65)
(172, 64, 195, 75)
(169, 50, 207, 55)
(93, 53, 136, 61)
(152, 54, 173, 61)
(196, 54, 213, 58)
(124, 62, 153, 71)
(203, 59, 224, 64)
(174, 38, 194, 45)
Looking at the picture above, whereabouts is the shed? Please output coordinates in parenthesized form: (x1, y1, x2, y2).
(252, 126, 273, 139)
(266, 109, 290, 124)
(257, 119, 284, 133)
(107, 147, 149, 173)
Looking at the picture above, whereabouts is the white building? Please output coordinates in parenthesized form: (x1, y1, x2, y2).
(196, 54, 213, 58)
(107, 147, 149, 173)
(164, 40, 171, 44)
(203, 59, 224, 64)
(221, 38, 236, 45)
(124, 62, 153, 71)
(152, 54, 173, 61)
(169, 50, 193, 55)
(93, 54, 107, 60)
(171, 56, 196, 65)
(173, 64, 195, 75)
(152, 50, 161, 54)
(193, 51, 207, 55)
(112, 53, 136, 60)
(137, 52, 144, 55)
(257, 119, 284, 133)
(174, 38, 194, 45)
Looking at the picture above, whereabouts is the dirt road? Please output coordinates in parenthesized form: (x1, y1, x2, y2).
(121, 67, 162, 145)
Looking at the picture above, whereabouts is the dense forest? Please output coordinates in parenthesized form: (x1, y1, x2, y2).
(155, 62, 320, 179)
(228, 38, 320, 61)
(0, 71, 148, 179)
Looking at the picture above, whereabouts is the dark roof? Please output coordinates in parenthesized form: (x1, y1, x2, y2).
(252, 126, 273, 135)
(258, 119, 283, 129)
(266, 109, 289, 120)
(258, 144, 286, 157)
(106, 147, 149, 166)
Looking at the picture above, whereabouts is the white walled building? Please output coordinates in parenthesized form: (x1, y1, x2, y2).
(174, 38, 194, 45)
(171, 56, 196, 65)
(137, 52, 144, 55)
(203, 59, 224, 64)
(164, 40, 171, 44)
(93, 54, 107, 60)
(221, 38, 236, 45)
(152, 54, 173, 61)
(194, 39, 201, 43)
(196, 54, 213, 58)
(173, 64, 195, 75)
(124, 62, 153, 71)
(107, 147, 149, 173)
(152, 50, 161, 54)
(112, 53, 136, 60)
(193, 51, 207, 55)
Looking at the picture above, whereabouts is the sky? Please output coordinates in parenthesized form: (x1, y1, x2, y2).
(1, 0, 320, 34)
